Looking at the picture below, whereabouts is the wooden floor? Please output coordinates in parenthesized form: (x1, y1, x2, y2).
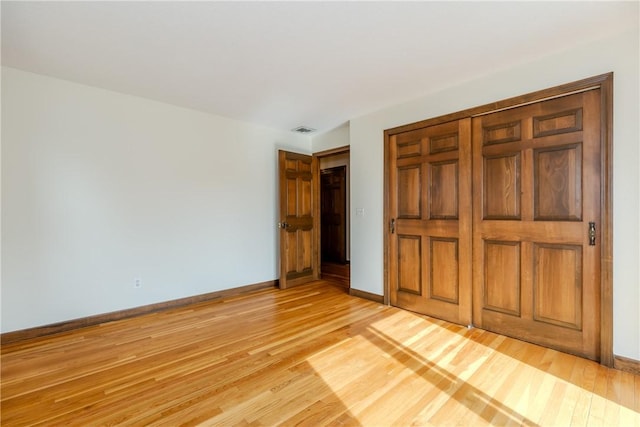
(1, 281, 638, 426)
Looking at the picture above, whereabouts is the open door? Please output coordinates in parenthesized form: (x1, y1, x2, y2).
(278, 150, 318, 288)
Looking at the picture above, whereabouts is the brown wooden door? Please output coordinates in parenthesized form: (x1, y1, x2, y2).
(321, 166, 347, 263)
(388, 119, 472, 326)
(472, 90, 601, 360)
(278, 150, 318, 289)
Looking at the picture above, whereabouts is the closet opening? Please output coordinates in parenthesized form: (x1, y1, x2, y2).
(317, 147, 350, 288)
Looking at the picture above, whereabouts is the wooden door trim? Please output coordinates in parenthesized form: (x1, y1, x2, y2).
(385, 73, 613, 134)
(383, 73, 613, 366)
(314, 145, 350, 157)
(313, 146, 350, 285)
(600, 75, 613, 367)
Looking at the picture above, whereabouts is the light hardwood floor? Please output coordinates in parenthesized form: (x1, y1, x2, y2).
(1, 281, 638, 426)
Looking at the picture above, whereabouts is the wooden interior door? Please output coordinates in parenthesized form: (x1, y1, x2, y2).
(278, 150, 318, 289)
(472, 90, 601, 360)
(388, 119, 472, 326)
(321, 166, 347, 263)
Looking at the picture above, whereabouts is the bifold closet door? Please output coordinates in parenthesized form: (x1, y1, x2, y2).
(388, 119, 472, 326)
(471, 90, 601, 360)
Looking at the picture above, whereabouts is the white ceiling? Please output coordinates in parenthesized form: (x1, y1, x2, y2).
(2, 1, 637, 134)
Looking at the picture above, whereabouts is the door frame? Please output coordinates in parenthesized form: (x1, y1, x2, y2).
(383, 73, 613, 366)
(313, 145, 351, 281)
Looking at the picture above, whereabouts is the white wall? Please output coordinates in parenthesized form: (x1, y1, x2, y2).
(1, 67, 310, 333)
(313, 123, 350, 153)
(317, 29, 639, 359)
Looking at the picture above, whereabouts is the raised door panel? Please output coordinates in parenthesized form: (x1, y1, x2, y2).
(483, 241, 521, 316)
(429, 161, 458, 219)
(533, 108, 583, 137)
(429, 133, 459, 153)
(534, 145, 582, 221)
(483, 120, 522, 145)
(300, 179, 312, 216)
(285, 232, 298, 275)
(397, 235, 422, 295)
(533, 243, 582, 329)
(397, 140, 422, 158)
(430, 238, 459, 304)
(483, 154, 521, 219)
(398, 166, 422, 219)
(286, 178, 297, 216)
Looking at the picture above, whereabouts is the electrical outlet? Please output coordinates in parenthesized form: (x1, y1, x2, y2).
(134, 278, 142, 288)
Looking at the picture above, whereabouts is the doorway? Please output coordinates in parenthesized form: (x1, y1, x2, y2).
(318, 148, 350, 288)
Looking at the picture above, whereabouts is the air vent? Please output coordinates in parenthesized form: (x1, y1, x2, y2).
(291, 126, 316, 134)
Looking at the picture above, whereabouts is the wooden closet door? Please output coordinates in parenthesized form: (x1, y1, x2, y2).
(389, 119, 472, 326)
(472, 90, 601, 360)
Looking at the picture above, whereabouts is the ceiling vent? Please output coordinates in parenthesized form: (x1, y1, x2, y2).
(291, 126, 316, 134)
